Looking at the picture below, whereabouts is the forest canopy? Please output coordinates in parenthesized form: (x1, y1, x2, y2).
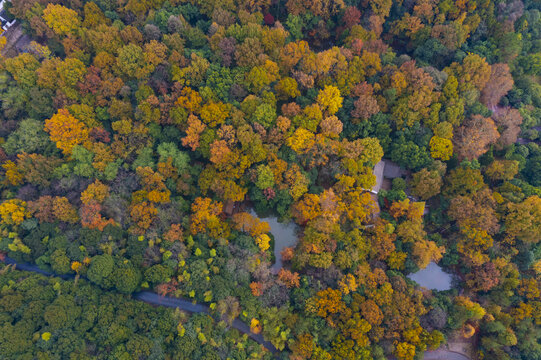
(0, 0, 540, 359)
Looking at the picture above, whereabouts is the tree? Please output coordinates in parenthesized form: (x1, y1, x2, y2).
(181, 115, 206, 151)
(352, 94, 380, 122)
(351, 83, 380, 121)
(448, 191, 500, 235)
(287, 128, 315, 154)
(28, 196, 55, 223)
(454, 115, 499, 161)
(42, 4, 81, 36)
(0, 199, 30, 226)
(113, 262, 141, 293)
(317, 85, 343, 115)
(83, 2, 109, 28)
(116, 44, 145, 79)
(255, 233, 271, 252)
(505, 196, 541, 243)
(446, 53, 491, 92)
(2, 160, 23, 186)
(4, 53, 40, 88)
(443, 167, 485, 197)
(457, 226, 493, 266)
(394, 341, 415, 360)
(409, 168, 443, 200)
(370, 0, 393, 18)
(176, 87, 202, 114)
(81, 180, 109, 204)
(87, 254, 114, 286)
(412, 239, 445, 269)
(246, 61, 279, 93)
(492, 108, 522, 148)
(485, 160, 519, 181)
(44, 109, 89, 155)
(278, 269, 300, 288)
(129, 202, 158, 234)
(235, 38, 264, 68)
(307, 288, 346, 319)
(481, 64, 514, 108)
(275, 77, 300, 100)
(256, 165, 275, 189)
(80, 201, 114, 230)
(3, 119, 50, 155)
(232, 212, 270, 236)
(319, 116, 343, 138)
(252, 103, 276, 128)
(465, 262, 500, 292)
(338, 274, 358, 294)
(429, 136, 453, 161)
(454, 296, 486, 321)
(50, 249, 71, 274)
(200, 101, 230, 128)
(209, 140, 231, 165)
(279, 40, 310, 72)
(157, 142, 189, 172)
(342, 6, 361, 28)
(293, 193, 324, 227)
(285, 0, 345, 20)
(144, 264, 173, 285)
(290, 333, 315, 359)
(190, 197, 230, 238)
(53, 197, 79, 223)
(57, 58, 87, 89)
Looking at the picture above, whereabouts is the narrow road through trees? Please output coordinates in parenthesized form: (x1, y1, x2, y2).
(2, 256, 278, 354)
(3, 257, 473, 359)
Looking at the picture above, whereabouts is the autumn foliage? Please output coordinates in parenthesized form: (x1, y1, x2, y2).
(0, 1, 539, 359)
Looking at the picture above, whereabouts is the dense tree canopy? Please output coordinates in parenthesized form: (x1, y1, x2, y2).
(0, 0, 540, 359)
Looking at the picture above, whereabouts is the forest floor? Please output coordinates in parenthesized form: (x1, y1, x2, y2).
(1, 22, 30, 57)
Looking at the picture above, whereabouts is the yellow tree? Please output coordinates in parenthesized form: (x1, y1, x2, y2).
(181, 115, 206, 151)
(505, 196, 541, 243)
(80, 180, 110, 205)
(176, 87, 202, 114)
(457, 226, 493, 266)
(307, 288, 346, 319)
(412, 239, 445, 269)
(42, 4, 81, 36)
(287, 128, 315, 154)
(429, 136, 453, 161)
(44, 109, 89, 155)
(53, 197, 79, 224)
(0, 199, 30, 226)
(2, 161, 23, 186)
(394, 342, 416, 360)
(317, 85, 343, 115)
(255, 233, 271, 252)
(190, 197, 230, 238)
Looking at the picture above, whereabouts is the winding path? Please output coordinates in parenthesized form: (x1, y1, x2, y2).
(1, 257, 278, 354)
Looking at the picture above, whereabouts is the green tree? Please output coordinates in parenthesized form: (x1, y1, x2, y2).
(87, 254, 114, 286)
(3, 119, 51, 155)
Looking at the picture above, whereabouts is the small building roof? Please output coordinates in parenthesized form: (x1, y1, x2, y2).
(372, 160, 385, 193)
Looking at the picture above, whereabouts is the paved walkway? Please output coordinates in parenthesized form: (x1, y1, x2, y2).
(423, 350, 470, 360)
